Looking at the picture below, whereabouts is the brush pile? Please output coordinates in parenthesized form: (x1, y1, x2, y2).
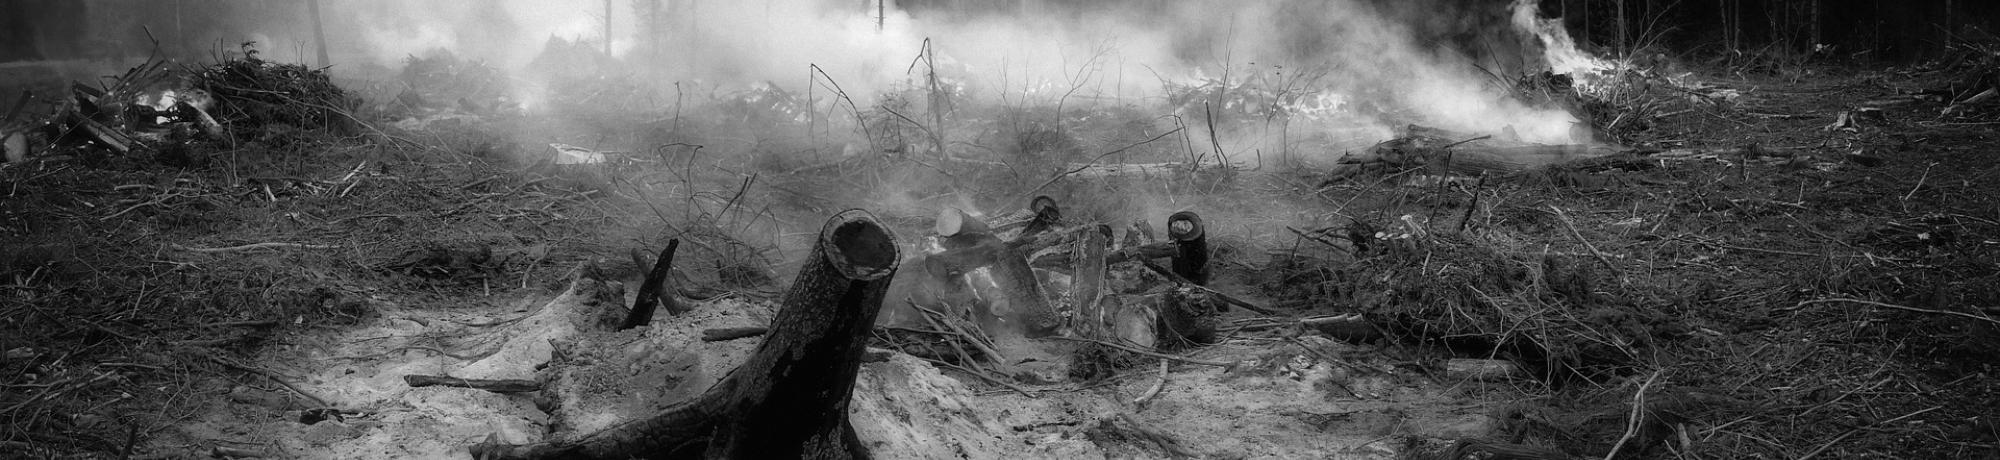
(192, 45, 357, 136)
(0, 45, 367, 164)
(1271, 224, 1682, 383)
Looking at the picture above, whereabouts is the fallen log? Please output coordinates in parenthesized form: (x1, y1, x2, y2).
(471, 209, 901, 460)
(700, 327, 769, 342)
(1299, 314, 1383, 343)
(404, 375, 543, 394)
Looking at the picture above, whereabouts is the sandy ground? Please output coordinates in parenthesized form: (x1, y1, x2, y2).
(145, 268, 1531, 460)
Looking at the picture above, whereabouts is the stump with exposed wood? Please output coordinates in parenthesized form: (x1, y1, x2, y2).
(470, 209, 902, 460)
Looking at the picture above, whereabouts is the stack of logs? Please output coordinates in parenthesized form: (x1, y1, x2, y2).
(918, 197, 1238, 350)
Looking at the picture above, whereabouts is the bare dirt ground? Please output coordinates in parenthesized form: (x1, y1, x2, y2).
(5, 50, 2000, 460)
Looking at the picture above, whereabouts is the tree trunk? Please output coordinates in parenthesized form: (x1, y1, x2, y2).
(305, 0, 330, 68)
(470, 209, 902, 460)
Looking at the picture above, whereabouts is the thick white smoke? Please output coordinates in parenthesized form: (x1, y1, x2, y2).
(302, 0, 1589, 149)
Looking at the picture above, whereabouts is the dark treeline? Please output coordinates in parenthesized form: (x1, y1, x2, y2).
(1538, 0, 2000, 61)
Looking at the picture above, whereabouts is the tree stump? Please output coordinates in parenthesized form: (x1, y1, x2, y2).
(470, 209, 902, 460)
(1167, 211, 1209, 286)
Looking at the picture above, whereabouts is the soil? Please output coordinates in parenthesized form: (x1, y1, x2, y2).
(5, 56, 2000, 460)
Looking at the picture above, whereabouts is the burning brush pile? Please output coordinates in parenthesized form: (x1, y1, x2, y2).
(0, 44, 361, 165)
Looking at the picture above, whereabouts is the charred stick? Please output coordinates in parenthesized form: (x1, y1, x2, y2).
(404, 375, 543, 394)
(701, 327, 769, 342)
(1138, 259, 1276, 315)
(622, 239, 684, 330)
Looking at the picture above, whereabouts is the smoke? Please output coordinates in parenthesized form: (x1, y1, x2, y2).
(294, 0, 1587, 148)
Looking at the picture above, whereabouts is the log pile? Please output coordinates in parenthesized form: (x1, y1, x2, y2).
(911, 198, 1240, 352)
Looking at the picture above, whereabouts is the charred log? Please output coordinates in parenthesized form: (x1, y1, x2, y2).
(1019, 195, 1062, 239)
(471, 209, 901, 460)
(622, 239, 684, 330)
(404, 375, 543, 394)
(700, 327, 768, 342)
(1137, 259, 1276, 315)
(1151, 288, 1222, 348)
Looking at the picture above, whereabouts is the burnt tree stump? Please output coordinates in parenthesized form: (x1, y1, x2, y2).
(1167, 211, 1209, 286)
(471, 209, 902, 460)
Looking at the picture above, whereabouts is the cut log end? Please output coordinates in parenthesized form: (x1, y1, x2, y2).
(935, 206, 966, 236)
(1167, 211, 1204, 242)
(827, 211, 901, 281)
(1024, 195, 1062, 236)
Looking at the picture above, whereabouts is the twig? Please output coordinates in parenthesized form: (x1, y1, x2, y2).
(1136, 259, 1278, 315)
(934, 361, 1035, 397)
(1021, 126, 1184, 198)
(171, 242, 337, 253)
(201, 355, 329, 408)
(1285, 226, 1354, 254)
(143, 320, 279, 333)
(1546, 205, 1625, 281)
(1604, 369, 1664, 460)
(1901, 162, 1934, 202)
(1790, 298, 2000, 326)
(913, 305, 1006, 365)
(1795, 406, 1941, 460)
(1131, 358, 1169, 409)
(1440, 135, 1493, 149)
(1038, 336, 1233, 367)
